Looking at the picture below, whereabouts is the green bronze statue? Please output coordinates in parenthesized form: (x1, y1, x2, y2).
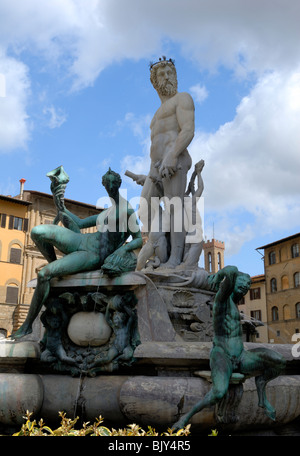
(172, 265, 286, 430)
(12, 167, 142, 340)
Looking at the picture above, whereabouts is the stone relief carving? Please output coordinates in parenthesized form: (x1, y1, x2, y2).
(39, 290, 140, 376)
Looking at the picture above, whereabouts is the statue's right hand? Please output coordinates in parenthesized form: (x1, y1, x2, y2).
(159, 157, 178, 179)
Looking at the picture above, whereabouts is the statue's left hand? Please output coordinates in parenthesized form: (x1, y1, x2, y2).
(112, 246, 129, 258)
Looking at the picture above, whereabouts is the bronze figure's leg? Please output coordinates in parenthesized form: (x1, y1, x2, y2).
(172, 346, 232, 430)
(240, 348, 286, 420)
(12, 229, 100, 339)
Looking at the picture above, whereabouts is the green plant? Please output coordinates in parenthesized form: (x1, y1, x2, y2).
(13, 411, 191, 436)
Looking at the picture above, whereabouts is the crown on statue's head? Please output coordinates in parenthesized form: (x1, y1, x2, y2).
(149, 56, 175, 71)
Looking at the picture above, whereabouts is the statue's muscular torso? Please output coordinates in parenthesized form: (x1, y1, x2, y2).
(150, 92, 193, 168)
(213, 295, 244, 361)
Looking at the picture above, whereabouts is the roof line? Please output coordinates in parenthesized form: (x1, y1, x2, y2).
(23, 190, 99, 210)
(257, 232, 300, 250)
(0, 194, 32, 206)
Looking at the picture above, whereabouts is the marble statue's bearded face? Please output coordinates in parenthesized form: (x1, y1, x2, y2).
(150, 63, 178, 97)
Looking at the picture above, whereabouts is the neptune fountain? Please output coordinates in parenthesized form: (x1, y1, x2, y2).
(0, 57, 300, 436)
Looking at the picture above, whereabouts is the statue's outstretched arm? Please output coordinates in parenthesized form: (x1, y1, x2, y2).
(125, 170, 147, 186)
(211, 265, 239, 302)
(63, 209, 98, 229)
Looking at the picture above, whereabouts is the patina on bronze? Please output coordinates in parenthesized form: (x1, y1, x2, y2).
(172, 265, 286, 430)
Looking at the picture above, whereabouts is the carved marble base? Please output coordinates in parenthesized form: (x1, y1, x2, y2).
(26, 269, 216, 376)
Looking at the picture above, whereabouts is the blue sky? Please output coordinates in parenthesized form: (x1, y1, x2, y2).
(0, 0, 300, 276)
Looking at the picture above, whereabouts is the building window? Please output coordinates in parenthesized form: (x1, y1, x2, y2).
(283, 304, 291, 320)
(14, 216, 23, 230)
(207, 252, 212, 272)
(269, 251, 276, 265)
(250, 287, 261, 300)
(8, 216, 28, 231)
(270, 278, 277, 293)
(296, 303, 300, 319)
(251, 310, 262, 322)
(295, 328, 299, 334)
(5, 285, 19, 304)
(0, 213, 7, 228)
(292, 243, 300, 258)
(272, 306, 279, 321)
(294, 272, 300, 288)
(281, 275, 289, 290)
(9, 247, 22, 264)
(217, 252, 221, 270)
(276, 330, 280, 337)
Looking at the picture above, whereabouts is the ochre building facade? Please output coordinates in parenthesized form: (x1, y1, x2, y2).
(0, 195, 30, 336)
(0, 186, 99, 336)
(257, 233, 300, 344)
(238, 274, 268, 343)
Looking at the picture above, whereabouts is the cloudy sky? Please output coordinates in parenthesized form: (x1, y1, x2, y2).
(0, 0, 299, 275)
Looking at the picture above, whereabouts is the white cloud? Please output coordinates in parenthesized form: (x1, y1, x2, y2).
(119, 112, 151, 186)
(0, 0, 300, 259)
(80, 0, 300, 79)
(43, 105, 67, 129)
(0, 73, 5, 97)
(189, 69, 300, 255)
(116, 112, 152, 140)
(1, 0, 299, 91)
(0, 0, 80, 57)
(0, 52, 30, 151)
(189, 83, 208, 104)
(0, 176, 19, 197)
(122, 151, 150, 178)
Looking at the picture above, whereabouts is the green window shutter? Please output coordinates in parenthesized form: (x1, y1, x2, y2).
(10, 248, 22, 264)
(0, 213, 6, 228)
(6, 286, 19, 304)
(23, 218, 29, 232)
(8, 215, 14, 230)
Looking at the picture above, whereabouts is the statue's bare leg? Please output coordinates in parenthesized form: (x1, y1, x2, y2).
(139, 176, 160, 234)
(12, 248, 101, 339)
(172, 346, 232, 430)
(90, 346, 119, 368)
(162, 168, 187, 268)
(240, 348, 286, 420)
(136, 241, 154, 270)
(31, 224, 82, 262)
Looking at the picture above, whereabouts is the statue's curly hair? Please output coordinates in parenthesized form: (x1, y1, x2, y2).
(150, 60, 177, 91)
(102, 168, 122, 187)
